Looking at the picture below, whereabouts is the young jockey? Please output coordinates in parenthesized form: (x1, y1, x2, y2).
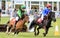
(14, 5, 26, 28)
(17, 5, 26, 19)
(38, 4, 52, 23)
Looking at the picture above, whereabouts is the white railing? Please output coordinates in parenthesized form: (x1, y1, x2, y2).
(1, 14, 9, 17)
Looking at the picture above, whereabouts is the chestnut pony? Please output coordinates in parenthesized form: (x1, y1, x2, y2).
(6, 14, 29, 34)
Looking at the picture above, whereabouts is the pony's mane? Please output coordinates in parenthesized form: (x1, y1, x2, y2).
(49, 11, 55, 15)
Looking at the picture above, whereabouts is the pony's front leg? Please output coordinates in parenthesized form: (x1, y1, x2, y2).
(6, 26, 9, 34)
(45, 27, 49, 35)
(14, 29, 19, 35)
(36, 26, 41, 35)
(34, 25, 37, 36)
(43, 26, 47, 37)
(9, 27, 13, 34)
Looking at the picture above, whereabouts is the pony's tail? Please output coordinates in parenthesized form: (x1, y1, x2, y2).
(29, 20, 36, 30)
(7, 20, 10, 24)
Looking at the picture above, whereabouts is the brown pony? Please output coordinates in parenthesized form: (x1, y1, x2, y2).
(6, 14, 29, 34)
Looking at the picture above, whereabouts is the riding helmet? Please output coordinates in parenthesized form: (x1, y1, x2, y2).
(46, 4, 52, 8)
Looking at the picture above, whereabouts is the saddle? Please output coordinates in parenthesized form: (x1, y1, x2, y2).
(37, 15, 48, 24)
(37, 18, 42, 24)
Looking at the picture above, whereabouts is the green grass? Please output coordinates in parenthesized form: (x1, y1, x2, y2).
(0, 32, 60, 38)
(0, 17, 60, 38)
(0, 17, 10, 24)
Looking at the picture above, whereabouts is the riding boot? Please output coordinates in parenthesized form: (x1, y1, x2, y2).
(14, 17, 21, 29)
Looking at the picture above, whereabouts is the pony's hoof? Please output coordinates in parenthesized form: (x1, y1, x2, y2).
(43, 33, 46, 37)
(9, 32, 11, 34)
(7, 32, 10, 35)
(34, 33, 36, 36)
(6, 31, 8, 34)
(34, 33, 37, 36)
(36, 33, 39, 35)
(34, 35, 37, 36)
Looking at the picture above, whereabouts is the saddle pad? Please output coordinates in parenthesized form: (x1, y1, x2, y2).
(11, 18, 16, 23)
(37, 18, 42, 23)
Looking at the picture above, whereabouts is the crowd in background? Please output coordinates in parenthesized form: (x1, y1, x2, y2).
(0, 6, 60, 18)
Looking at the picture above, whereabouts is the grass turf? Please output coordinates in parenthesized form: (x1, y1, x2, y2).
(0, 17, 60, 38)
(0, 17, 10, 24)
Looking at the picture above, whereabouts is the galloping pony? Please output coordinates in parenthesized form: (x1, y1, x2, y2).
(29, 12, 56, 37)
(6, 14, 29, 34)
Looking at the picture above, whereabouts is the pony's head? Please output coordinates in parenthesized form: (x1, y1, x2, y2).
(48, 11, 56, 22)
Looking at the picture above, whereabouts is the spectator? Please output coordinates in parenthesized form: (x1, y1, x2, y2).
(13, 8, 17, 18)
(8, 6, 14, 20)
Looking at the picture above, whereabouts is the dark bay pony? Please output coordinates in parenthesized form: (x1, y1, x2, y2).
(6, 14, 29, 34)
(29, 12, 56, 37)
